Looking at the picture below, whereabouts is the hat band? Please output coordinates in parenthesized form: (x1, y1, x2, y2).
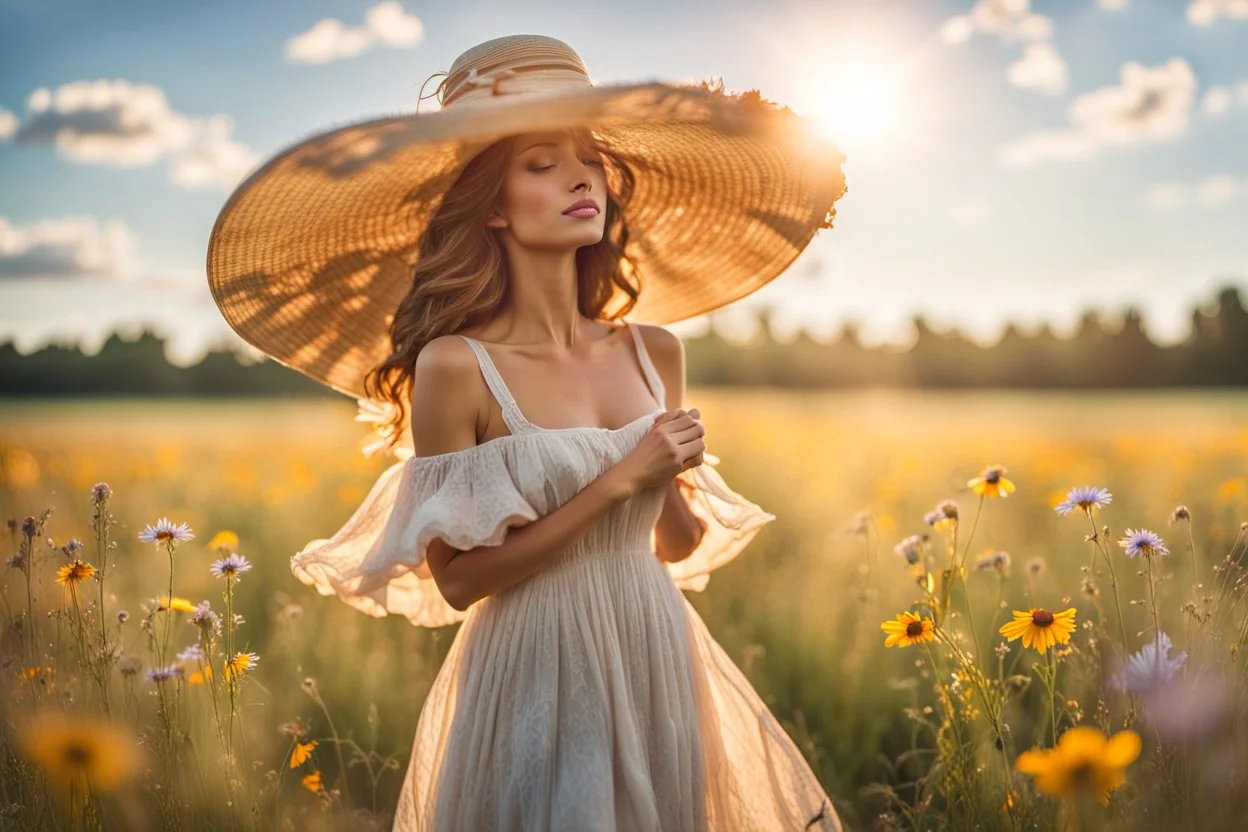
(441, 60, 592, 107)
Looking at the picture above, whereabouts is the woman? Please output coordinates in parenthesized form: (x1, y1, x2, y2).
(207, 34, 846, 831)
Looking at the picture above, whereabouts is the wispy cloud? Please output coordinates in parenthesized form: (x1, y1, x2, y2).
(942, 1, 1067, 96)
(1097, 0, 1132, 10)
(1201, 79, 1248, 115)
(0, 216, 136, 279)
(285, 1, 424, 65)
(0, 79, 258, 189)
(1008, 42, 1069, 95)
(1146, 174, 1245, 209)
(998, 58, 1197, 168)
(1187, 0, 1248, 26)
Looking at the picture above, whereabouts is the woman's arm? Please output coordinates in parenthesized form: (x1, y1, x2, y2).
(636, 325, 709, 564)
(410, 336, 637, 612)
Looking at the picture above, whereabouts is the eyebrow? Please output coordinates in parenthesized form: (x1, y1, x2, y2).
(518, 141, 558, 154)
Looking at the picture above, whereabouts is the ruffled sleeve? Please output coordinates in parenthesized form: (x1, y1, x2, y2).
(290, 445, 540, 628)
(655, 451, 777, 592)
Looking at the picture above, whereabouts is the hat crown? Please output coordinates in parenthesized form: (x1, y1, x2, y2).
(439, 34, 592, 108)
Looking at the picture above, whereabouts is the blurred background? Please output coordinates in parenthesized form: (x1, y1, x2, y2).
(2, 1, 1246, 829)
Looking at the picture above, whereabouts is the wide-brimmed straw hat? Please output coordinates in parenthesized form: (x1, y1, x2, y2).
(206, 33, 847, 399)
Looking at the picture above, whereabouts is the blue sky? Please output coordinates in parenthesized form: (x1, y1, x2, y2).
(1, 0, 1245, 365)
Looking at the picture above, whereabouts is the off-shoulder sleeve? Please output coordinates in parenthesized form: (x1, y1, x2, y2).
(290, 445, 540, 628)
(655, 451, 777, 592)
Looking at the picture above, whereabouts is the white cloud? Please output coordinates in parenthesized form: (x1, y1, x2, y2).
(0, 216, 137, 279)
(286, 1, 424, 65)
(1202, 85, 1233, 115)
(1097, 0, 1132, 10)
(940, 1, 1053, 45)
(1008, 42, 1069, 94)
(0, 108, 16, 139)
(1, 79, 259, 189)
(1187, 0, 1248, 26)
(999, 57, 1197, 168)
(1145, 174, 1245, 209)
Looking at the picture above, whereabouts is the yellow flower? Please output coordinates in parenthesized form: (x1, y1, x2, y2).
(55, 560, 97, 586)
(999, 607, 1077, 653)
(290, 740, 318, 768)
(156, 595, 196, 613)
(302, 769, 323, 793)
(1015, 726, 1141, 804)
(208, 530, 239, 553)
(17, 711, 142, 794)
(188, 665, 213, 686)
(968, 465, 1016, 499)
(224, 651, 259, 681)
(880, 612, 937, 648)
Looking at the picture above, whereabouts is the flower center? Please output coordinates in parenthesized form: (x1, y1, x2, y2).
(62, 742, 92, 766)
(1032, 610, 1054, 627)
(986, 471, 1000, 483)
(156, 531, 172, 541)
(906, 620, 925, 637)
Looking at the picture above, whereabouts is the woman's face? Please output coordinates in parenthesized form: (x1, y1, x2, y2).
(486, 130, 608, 250)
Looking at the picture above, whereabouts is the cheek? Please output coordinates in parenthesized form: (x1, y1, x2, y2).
(506, 175, 563, 221)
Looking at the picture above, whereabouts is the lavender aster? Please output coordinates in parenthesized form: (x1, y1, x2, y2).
(188, 600, 222, 636)
(1110, 632, 1187, 695)
(146, 665, 185, 683)
(138, 517, 195, 547)
(209, 552, 253, 581)
(1118, 528, 1169, 559)
(893, 535, 923, 566)
(1054, 485, 1113, 516)
(91, 482, 112, 502)
(177, 644, 205, 663)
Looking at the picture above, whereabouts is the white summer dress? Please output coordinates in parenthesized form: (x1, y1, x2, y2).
(290, 321, 842, 831)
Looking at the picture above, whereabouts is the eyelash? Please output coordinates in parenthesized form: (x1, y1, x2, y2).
(529, 159, 604, 172)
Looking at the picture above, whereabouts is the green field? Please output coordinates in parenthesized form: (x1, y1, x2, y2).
(2, 391, 1246, 830)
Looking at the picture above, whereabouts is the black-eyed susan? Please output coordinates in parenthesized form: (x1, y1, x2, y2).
(55, 559, 97, 586)
(302, 768, 323, 794)
(156, 595, 196, 613)
(290, 739, 318, 768)
(968, 465, 1016, 499)
(999, 607, 1077, 653)
(224, 651, 259, 681)
(1015, 725, 1141, 804)
(17, 711, 142, 794)
(881, 612, 937, 648)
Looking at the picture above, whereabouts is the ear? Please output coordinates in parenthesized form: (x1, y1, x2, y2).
(484, 211, 509, 229)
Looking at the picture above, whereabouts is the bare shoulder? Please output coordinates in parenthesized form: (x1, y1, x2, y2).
(631, 322, 685, 408)
(408, 335, 484, 457)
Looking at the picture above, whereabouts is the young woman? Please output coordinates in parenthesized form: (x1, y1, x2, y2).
(207, 33, 846, 831)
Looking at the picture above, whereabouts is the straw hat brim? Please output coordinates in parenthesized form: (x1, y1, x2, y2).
(206, 80, 847, 399)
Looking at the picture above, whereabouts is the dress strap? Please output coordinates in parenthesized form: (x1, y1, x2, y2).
(626, 320, 667, 409)
(457, 336, 536, 435)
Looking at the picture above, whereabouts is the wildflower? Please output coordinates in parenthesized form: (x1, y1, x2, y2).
(118, 657, 142, 677)
(189, 600, 222, 636)
(1170, 505, 1190, 523)
(1027, 558, 1045, 576)
(968, 465, 1015, 499)
(137, 517, 194, 547)
(146, 665, 184, 683)
(1109, 632, 1186, 695)
(1053, 485, 1113, 517)
(177, 644, 205, 663)
(880, 612, 937, 648)
(207, 530, 239, 553)
(975, 550, 1011, 573)
(16, 711, 141, 793)
(1117, 528, 1169, 559)
(63, 538, 84, 556)
(893, 535, 923, 566)
(155, 595, 196, 613)
(224, 651, 259, 680)
(117, 610, 129, 623)
(210, 552, 253, 581)
(22, 517, 36, 536)
(302, 768, 323, 793)
(924, 500, 958, 532)
(91, 482, 112, 502)
(1015, 726, 1141, 804)
(290, 740, 318, 768)
(55, 559, 97, 586)
(188, 666, 213, 686)
(999, 607, 1077, 653)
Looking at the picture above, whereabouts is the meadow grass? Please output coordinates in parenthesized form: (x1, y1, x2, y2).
(1, 390, 1246, 830)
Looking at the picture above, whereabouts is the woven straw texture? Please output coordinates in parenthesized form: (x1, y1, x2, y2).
(206, 34, 848, 398)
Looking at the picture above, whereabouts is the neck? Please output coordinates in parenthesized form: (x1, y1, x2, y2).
(495, 245, 590, 347)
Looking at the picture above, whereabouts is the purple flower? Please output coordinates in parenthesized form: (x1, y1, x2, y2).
(177, 644, 205, 663)
(1118, 528, 1169, 559)
(92, 482, 112, 502)
(893, 535, 923, 566)
(1054, 485, 1113, 516)
(138, 517, 195, 547)
(1109, 632, 1186, 695)
(146, 665, 185, 683)
(210, 553, 253, 581)
(188, 600, 222, 636)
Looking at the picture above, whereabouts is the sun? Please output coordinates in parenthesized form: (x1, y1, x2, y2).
(809, 63, 899, 143)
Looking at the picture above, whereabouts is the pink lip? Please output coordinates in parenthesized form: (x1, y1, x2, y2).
(563, 199, 600, 217)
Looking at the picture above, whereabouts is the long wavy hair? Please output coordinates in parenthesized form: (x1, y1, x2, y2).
(362, 127, 641, 457)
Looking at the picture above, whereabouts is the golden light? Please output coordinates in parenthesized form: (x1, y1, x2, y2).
(809, 64, 899, 143)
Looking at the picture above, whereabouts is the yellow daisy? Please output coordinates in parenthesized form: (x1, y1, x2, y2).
(999, 607, 1077, 653)
(188, 665, 213, 686)
(224, 651, 259, 681)
(880, 612, 937, 648)
(290, 740, 318, 768)
(968, 465, 1016, 499)
(1015, 726, 1141, 804)
(17, 711, 142, 794)
(208, 530, 239, 553)
(55, 560, 97, 586)
(156, 595, 196, 613)
(302, 769, 323, 793)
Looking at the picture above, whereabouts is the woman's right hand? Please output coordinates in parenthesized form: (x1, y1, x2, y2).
(611, 408, 706, 496)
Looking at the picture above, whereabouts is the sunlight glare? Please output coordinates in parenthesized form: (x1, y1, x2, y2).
(811, 65, 898, 143)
